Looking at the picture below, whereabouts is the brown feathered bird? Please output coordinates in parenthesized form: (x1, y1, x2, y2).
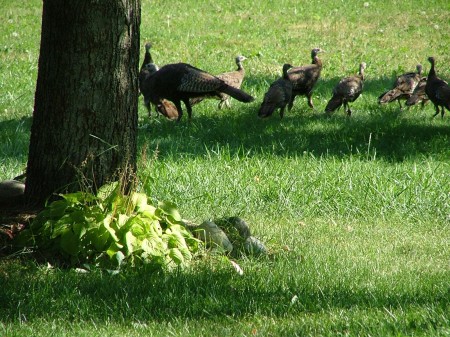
(425, 56, 450, 118)
(190, 55, 248, 109)
(406, 76, 429, 108)
(378, 64, 423, 110)
(258, 64, 293, 119)
(156, 100, 179, 120)
(140, 62, 254, 121)
(287, 48, 324, 111)
(325, 62, 367, 116)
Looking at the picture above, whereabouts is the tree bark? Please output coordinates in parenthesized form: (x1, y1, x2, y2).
(25, 0, 141, 205)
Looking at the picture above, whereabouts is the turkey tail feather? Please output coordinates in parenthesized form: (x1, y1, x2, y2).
(258, 104, 276, 118)
(220, 85, 254, 103)
(325, 95, 343, 112)
(378, 89, 400, 104)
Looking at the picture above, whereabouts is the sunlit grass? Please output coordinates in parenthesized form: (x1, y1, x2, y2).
(0, 0, 449, 336)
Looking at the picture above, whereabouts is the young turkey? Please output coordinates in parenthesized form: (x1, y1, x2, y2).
(258, 64, 293, 119)
(378, 64, 423, 110)
(425, 56, 450, 118)
(405, 76, 429, 108)
(325, 62, 366, 116)
(287, 48, 324, 111)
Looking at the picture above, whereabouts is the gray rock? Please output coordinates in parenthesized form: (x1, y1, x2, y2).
(195, 220, 233, 253)
(215, 216, 251, 242)
(0, 180, 25, 203)
(244, 236, 267, 256)
(180, 219, 198, 232)
(225, 216, 251, 240)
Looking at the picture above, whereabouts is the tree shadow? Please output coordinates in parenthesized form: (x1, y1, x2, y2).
(138, 75, 449, 163)
(1, 75, 448, 169)
(0, 262, 447, 323)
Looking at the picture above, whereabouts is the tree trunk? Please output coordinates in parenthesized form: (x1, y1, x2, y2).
(25, 0, 141, 205)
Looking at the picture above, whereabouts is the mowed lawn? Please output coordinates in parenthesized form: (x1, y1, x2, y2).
(0, 0, 449, 336)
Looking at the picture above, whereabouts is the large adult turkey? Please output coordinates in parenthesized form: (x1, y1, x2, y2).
(325, 62, 366, 116)
(141, 43, 155, 69)
(425, 56, 450, 118)
(378, 64, 423, 110)
(190, 55, 248, 109)
(406, 76, 429, 108)
(139, 43, 158, 93)
(138, 43, 178, 119)
(138, 42, 159, 111)
(140, 62, 255, 121)
(287, 48, 324, 111)
(258, 64, 293, 119)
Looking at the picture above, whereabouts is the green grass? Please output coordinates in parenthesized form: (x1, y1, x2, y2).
(1, 0, 449, 336)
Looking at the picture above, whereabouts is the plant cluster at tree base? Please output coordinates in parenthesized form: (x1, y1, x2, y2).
(13, 182, 201, 271)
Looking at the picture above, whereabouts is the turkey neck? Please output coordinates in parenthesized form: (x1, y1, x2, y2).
(237, 60, 244, 72)
(312, 55, 322, 68)
(428, 59, 436, 79)
(359, 66, 365, 81)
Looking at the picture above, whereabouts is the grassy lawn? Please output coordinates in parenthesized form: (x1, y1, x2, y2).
(1, 0, 449, 336)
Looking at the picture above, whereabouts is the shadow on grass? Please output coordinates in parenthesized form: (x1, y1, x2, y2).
(0, 260, 447, 322)
(138, 82, 450, 163)
(1, 76, 448, 166)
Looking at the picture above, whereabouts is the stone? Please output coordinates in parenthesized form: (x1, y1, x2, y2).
(224, 216, 251, 240)
(215, 216, 251, 243)
(244, 236, 267, 256)
(0, 180, 25, 203)
(195, 220, 233, 253)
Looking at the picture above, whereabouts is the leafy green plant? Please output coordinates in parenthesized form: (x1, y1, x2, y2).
(14, 182, 201, 270)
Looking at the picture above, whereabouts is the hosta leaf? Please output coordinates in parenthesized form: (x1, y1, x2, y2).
(149, 220, 163, 237)
(130, 222, 145, 237)
(168, 248, 184, 265)
(157, 201, 181, 222)
(84, 206, 105, 223)
(97, 182, 119, 202)
(106, 242, 123, 258)
(179, 246, 192, 260)
(116, 215, 138, 236)
(130, 192, 148, 211)
(167, 231, 187, 249)
(48, 200, 70, 218)
(60, 229, 79, 256)
(168, 224, 190, 236)
(70, 209, 87, 224)
(124, 231, 137, 255)
(141, 238, 163, 257)
(50, 219, 70, 239)
(114, 251, 125, 267)
(73, 222, 87, 239)
(139, 205, 159, 219)
(117, 214, 129, 228)
(62, 191, 96, 204)
(87, 227, 109, 251)
(103, 216, 119, 241)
